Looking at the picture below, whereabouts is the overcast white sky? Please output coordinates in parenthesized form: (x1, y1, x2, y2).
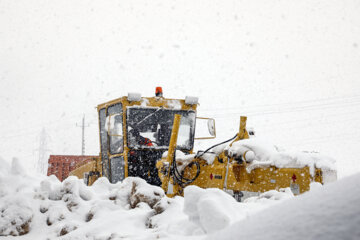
(0, 0, 359, 176)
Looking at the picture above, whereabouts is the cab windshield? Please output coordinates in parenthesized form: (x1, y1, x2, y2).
(127, 107, 196, 150)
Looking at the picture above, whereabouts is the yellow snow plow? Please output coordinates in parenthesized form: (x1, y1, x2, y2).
(70, 88, 336, 199)
(156, 115, 335, 199)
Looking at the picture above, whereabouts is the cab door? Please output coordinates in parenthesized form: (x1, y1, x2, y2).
(99, 103, 126, 183)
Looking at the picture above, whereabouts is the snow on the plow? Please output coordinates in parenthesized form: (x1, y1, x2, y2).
(165, 138, 337, 183)
(225, 138, 337, 177)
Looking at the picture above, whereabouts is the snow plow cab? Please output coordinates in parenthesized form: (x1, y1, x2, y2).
(70, 89, 208, 186)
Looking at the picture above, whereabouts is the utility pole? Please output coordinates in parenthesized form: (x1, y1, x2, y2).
(76, 115, 89, 155)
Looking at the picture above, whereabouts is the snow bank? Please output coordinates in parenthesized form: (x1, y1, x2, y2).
(184, 186, 238, 234)
(0, 157, 296, 239)
(0, 159, 170, 239)
(182, 186, 294, 234)
(0, 156, 10, 174)
(1, 156, 354, 239)
(209, 173, 360, 240)
(226, 138, 336, 176)
(0, 158, 40, 236)
(244, 187, 294, 203)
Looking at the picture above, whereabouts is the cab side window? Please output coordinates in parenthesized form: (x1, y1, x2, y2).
(99, 108, 109, 178)
(107, 103, 123, 154)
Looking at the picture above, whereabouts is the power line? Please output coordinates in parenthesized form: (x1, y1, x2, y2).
(283, 133, 360, 147)
(257, 115, 360, 133)
(255, 108, 360, 127)
(200, 94, 360, 113)
(206, 99, 360, 119)
(208, 107, 360, 129)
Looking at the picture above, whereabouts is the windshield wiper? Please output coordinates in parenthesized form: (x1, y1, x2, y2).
(135, 107, 162, 126)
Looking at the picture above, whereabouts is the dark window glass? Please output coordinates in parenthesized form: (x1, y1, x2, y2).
(110, 156, 125, 183)
(99, 108, 109, 178)
(126, 107, 196, 150)
(106, 103, 123, 154)
(108, 103, 122, 116)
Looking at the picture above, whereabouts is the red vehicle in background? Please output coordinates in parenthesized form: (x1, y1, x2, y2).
(47, 155, 97, 181)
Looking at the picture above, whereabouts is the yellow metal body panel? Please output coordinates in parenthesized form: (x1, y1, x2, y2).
(158, 155, 316, 196)
(97, 96, 196, 112)
(226, 163, 312, 193)
(157, 116, 321, 197)
(69, 161, 95, 179)
(69, 157, 101, 185)
(161, 114, 182, 193)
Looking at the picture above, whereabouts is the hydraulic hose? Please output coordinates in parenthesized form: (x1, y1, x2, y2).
(171, 134, 238, 187)
(171, 151, 201, 186)
(195, 134, 238, 158)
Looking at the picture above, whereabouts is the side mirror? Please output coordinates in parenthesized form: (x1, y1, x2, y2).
(195, 117, 216, 140)
(207, 118, 216, 137)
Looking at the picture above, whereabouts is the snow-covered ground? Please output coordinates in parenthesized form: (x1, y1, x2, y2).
(1, 156, 359, 239)
(209, 172, 360, 240)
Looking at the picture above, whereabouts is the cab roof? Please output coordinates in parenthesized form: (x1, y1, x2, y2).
(97, 95, 198, 112)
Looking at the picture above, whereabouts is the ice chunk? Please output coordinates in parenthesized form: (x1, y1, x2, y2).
(127, 92, 141, 102)
(185, 96, 199, 105)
